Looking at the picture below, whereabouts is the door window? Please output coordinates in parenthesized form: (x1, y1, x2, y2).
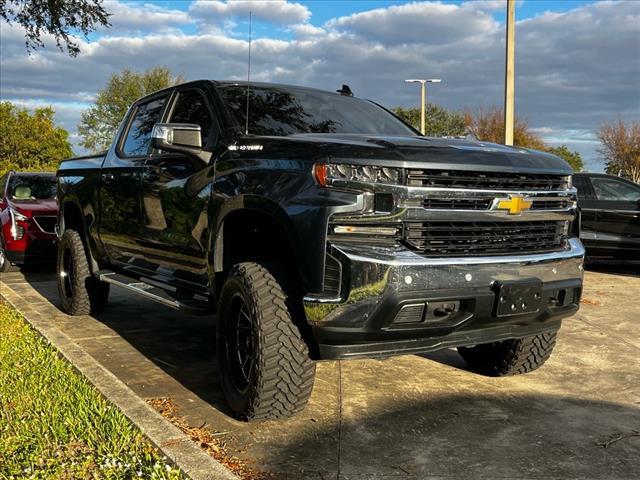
(170, 90, 214, 145)
(122, 96, 168, 156)
(591, 177, 640, 201)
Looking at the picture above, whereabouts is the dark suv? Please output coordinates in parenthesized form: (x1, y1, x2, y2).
(573, 173, 640, 259)
(0, 171, 58, 271)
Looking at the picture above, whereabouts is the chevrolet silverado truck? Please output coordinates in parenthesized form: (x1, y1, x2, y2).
(56, 80, 585, 421)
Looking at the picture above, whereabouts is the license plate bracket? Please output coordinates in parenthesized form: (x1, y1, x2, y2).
(493, 279, 543, 317)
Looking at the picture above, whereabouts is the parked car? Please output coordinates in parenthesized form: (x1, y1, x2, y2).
(573, 173, 640, 260)
(56, 80, 584, 421)
(0, 171, 58, 272)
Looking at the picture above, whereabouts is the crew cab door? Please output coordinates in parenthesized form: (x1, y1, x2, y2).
(138, 87, 218, 291)
(99, 93, 170, 266)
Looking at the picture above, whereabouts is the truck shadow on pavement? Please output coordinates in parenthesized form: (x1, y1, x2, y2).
(12, 273, 640, 479)
(264, 394, 640, 479)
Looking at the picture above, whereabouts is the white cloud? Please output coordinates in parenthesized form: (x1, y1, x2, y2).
(104, 1, 192, 32)
(1, 0, 638, 168)
(325, 1, 500, 45)
(189, 0, 311, 26)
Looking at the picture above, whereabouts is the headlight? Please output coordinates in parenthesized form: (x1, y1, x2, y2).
(9, 208, 28, 240)
(10, 208, 28, 222)
(313, 163, 401, 187)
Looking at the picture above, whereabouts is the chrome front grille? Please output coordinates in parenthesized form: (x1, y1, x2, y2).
(404, 221, 566, 256)
(421, 196, 573, 211)
(407, 169, 568, 191)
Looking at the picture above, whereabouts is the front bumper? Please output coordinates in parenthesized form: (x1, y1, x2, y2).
(304, 237, 585, 359)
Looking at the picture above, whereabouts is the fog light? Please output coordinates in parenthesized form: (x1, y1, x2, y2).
(333, 225, 398, 236)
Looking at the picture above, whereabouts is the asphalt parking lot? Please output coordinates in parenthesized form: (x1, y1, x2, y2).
(1, 266, 639, 479)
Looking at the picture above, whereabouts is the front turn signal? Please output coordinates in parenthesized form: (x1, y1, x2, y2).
(313, 163, 328, 187)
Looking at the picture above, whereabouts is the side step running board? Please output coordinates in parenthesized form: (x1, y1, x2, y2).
(96, 270, 211, 315)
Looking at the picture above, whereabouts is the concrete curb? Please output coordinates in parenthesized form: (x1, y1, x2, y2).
(1, 287, 239, 480)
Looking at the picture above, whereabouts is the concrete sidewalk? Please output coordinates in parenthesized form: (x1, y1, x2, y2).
(1, 268, 639, 479)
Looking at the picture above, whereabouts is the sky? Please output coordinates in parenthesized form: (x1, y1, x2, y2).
(1, 0, 639, 171)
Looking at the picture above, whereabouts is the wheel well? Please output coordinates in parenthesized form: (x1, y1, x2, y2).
(220, 209, 299, 282)
(62, 202, 84, 235)
(61, 202, 97, 272)
(218, 209, 318, 356)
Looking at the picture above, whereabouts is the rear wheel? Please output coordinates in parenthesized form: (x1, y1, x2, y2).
(57, 229, 109, 315)
(457, 330, 558, 376)
(217, 262, 316, 421)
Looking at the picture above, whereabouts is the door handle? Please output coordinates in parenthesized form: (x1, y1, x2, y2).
(101, 172, 115, 183)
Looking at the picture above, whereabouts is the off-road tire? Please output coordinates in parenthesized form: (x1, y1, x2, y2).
(457, 330, 558, 376)
(57, 229, 109, 315)
(217, 262, 316, 421)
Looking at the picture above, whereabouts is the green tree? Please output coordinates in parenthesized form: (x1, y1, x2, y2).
(392, 104, 467, 137)
(78, 67, 185, 153)
(0, 102, 73, 176)
(0, 0, 110, 57)
(545, 145, 583, 173)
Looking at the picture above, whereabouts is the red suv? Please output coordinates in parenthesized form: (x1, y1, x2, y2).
(0, 171, 58, 272)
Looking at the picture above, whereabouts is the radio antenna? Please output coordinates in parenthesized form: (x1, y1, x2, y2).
(245, 11, 252, 135)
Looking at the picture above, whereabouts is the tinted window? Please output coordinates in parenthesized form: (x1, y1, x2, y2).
(123, 96, 168, 156)
(170, 90, 214, 145)
(592, 177, 640, 201)
(7, 174, 57, 200)
(218, 85, 416, 136)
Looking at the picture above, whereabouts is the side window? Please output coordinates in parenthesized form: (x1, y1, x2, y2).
(169, 90, 214, 145)
(122, 96, 168, 156)
(591, 177, 640, 202)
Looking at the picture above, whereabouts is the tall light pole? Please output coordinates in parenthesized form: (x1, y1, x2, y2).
(405, 78, 442, 135)
(504, 0, 516, 145)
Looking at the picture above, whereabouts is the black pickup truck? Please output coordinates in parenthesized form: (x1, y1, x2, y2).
(57, 80, 585, 421)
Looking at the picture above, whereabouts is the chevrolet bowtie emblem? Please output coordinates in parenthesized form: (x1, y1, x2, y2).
(494, 194, 533, 215)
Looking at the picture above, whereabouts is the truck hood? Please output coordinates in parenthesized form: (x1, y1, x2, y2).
(270, 133, 573, 175)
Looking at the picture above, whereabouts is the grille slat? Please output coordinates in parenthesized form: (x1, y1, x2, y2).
(404, 221, 565, 256)
(408, 169, 567, 191)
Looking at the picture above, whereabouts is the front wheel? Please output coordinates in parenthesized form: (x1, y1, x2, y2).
(0, 237, 18, 272)
(217, 262, 316, 421)
(457, 330, 558, 376)
(57, 229, 109, 315)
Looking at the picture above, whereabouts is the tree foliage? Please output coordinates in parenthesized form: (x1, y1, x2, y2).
(0, 0, 110, 57)
(597, 119, 640, 183)
(545, 145, 583, 173)
(392, 105, 467, 137)
(464, 107, 546, 150)
(0, 102, 73, 176)
(78, 67, 185, 153)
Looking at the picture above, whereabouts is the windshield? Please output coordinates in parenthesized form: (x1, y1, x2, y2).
(218, 84, 416, 137)
(8, 174, 57, 200)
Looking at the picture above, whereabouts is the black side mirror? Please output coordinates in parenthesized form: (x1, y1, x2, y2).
(151, 123, 212, 164)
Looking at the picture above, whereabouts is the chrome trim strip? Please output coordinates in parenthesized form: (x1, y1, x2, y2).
(32, 215, 57, 235)
(331, 237, 584, 267)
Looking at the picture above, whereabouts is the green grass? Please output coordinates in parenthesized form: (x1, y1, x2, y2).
(0, 303, 187, 479)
